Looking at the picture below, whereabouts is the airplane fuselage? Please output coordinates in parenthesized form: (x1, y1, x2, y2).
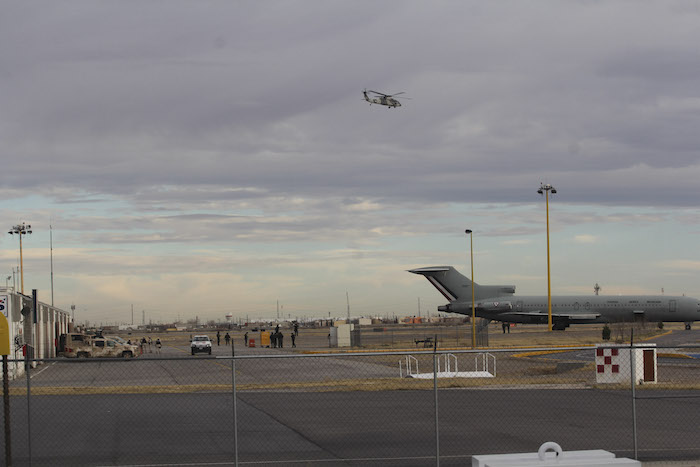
(442, 294, 700, 328)
(410, 266, 700, 330)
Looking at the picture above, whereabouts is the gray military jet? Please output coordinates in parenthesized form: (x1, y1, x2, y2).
(410, 266, 699, 330)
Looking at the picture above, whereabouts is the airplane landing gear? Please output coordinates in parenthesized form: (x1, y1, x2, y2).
(685, 323, 692, 330)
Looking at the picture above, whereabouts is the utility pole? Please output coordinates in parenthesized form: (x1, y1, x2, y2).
(537, 183, 557, 331)
(8, 223, 32, 294)
(50, 224, 54, 306)
(346, 291, 350, 322)
(466, 229, 476, 348)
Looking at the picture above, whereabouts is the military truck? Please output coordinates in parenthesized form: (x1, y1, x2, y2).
(58, 333, 139, 358)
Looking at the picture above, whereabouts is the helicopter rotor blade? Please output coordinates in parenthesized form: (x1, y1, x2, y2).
(367, 90, 389, 97)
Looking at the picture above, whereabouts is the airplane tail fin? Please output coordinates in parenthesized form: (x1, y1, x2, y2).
(408, 266, 515, 302)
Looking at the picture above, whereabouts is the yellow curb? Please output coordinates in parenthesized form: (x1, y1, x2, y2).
(9, 384, 232, 396)
(657, 352, 693, 359)
(641, 330, 673, 341)
(512, 349, 578, 358)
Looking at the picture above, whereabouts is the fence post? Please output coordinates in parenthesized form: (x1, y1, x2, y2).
(433, 336, 439, 466)
(232, 341, 239, 467)
(629, 339, 638, 460)
(3, 355, 11, 466)
(24, 347, 32, 466)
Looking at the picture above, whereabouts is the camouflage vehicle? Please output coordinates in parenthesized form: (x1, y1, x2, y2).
(58, 333, 93, 358)
(92, 337, 139, 358)
(58, 333, 138, 358)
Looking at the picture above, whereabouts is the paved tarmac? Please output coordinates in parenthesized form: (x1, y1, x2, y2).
(3, 387, 698, 466)
(2, 328, 697, 466)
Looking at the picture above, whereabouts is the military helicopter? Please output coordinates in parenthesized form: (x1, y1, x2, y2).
(363, 89, 407, 108)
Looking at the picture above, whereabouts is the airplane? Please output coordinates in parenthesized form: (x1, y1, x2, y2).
(363, 89, 406, 108)
(409, 266, 700, 330)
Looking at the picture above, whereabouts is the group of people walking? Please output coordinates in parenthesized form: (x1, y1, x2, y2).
(133, 336, 162, 354)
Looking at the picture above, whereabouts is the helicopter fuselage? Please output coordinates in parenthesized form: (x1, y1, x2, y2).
(363, 91, 402, 108)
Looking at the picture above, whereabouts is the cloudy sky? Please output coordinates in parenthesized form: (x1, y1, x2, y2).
(2, 1, 700, 325)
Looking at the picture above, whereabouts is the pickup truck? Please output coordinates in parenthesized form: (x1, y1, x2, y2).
(58, 333, 139, 359)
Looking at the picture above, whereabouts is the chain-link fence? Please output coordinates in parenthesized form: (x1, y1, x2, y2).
(1, 344, 698, 466)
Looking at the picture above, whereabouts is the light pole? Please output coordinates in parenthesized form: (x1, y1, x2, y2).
(4, 276, 10, 289)
(465, 229, 476, 348)
(537, 183, 556, 331)
(8, 223, 32, 294)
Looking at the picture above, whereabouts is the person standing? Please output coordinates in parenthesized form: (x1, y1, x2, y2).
(216, 330, 221, 346)
(243, 332, 247, 346)
(226, 332, 231, 346)
(278, 332, 284, 348)
(291, 332, 296, 348)
(155, 338, 162, 354)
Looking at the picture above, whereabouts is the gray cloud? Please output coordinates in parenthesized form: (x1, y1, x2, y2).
(4, 1, 700, 208)
(3, 1, 700, 320)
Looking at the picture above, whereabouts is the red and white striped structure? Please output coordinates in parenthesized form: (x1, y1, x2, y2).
(595, 344, 657, 384)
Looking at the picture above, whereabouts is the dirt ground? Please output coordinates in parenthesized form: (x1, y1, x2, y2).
(116, 321, 686, 352)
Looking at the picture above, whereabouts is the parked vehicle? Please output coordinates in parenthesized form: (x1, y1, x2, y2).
(190, 335, 212, 355)
(93, 338, 139, 358)
(58, 333, 93, 358)
(58, 333, 138, 359)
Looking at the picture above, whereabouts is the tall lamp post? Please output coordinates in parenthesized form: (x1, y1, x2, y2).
(465, 229, 476, 348)
(537, 183, 556, 331)
(8, 223, 32, 294)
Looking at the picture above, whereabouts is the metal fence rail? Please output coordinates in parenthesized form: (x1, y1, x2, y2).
(1, 344, 698, 466)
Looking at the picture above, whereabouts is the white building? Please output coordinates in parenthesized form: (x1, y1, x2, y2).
(1, 288, 72, 379)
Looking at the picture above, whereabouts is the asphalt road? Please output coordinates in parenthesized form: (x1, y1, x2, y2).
(3, 387, 698, 466)
(1, 329, 697, 466)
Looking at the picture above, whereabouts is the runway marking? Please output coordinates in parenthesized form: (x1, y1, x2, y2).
(28, 360, 56, 378)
